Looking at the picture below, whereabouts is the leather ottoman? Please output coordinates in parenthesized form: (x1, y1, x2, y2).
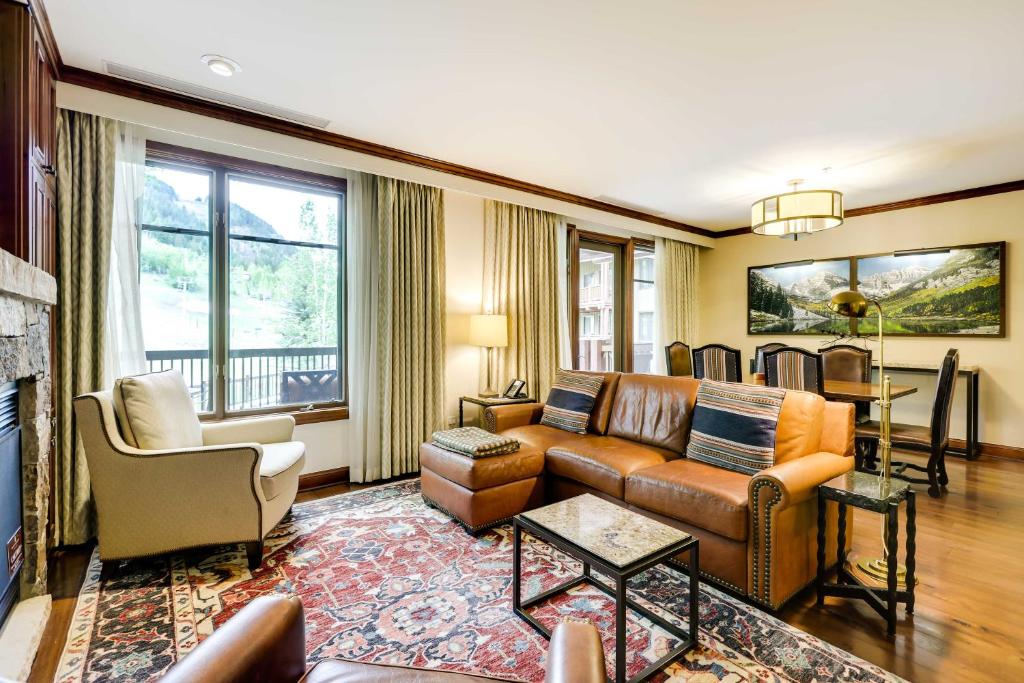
(419, 442, 544, 533)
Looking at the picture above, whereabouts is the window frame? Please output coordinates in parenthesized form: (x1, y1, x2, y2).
(568, 226, 655, 373)
(143, 142, 348, 423)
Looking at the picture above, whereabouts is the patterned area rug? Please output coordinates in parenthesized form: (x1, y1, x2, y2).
(55, 480, 902, 682)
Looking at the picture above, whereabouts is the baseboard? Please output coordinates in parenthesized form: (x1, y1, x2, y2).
(298, 466, 350, 491)
(949, 438, 1024, 461)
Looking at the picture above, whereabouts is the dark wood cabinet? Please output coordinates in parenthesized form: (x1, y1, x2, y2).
(0, 0, 57, 275)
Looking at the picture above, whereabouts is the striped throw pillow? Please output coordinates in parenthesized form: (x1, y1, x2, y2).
(540, 370, 605, 434)
(685, 379, 786, 475)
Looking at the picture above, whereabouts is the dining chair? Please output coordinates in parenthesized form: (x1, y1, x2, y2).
(691, 343, 742, 382)
(664, 341, 692, 376)
(752, 342, 786, 376)
(763, 346, 825, 395)
(819, 344, 873, 423)
(855, 349, 959, 498)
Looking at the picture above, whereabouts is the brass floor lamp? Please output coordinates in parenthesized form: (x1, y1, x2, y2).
(828, 290, 911, 584)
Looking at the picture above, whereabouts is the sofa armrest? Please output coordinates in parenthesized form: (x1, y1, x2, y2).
(546, 620, 605, 683)
(161, 595, 307, 683)
(482, 402, 545, 433)
(750, 451, 854, 509)
(202, 414, 296, 446)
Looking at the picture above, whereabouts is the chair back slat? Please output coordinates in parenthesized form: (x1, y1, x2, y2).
(931, 349, 960, 447)
(691, 344, 742, 382)
(664, 342, 692, 376)
(764, 347, 825, 395)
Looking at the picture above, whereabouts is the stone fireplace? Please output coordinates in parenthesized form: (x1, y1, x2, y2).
(0, 248, 56, 600)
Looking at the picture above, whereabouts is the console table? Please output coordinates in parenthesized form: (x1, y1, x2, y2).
(872, 361, 980, 459)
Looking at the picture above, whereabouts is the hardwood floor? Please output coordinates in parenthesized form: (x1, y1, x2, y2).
(28, 458, 1024, 682)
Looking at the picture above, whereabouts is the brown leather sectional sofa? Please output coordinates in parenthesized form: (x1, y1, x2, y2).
(478, 372, 856, 610)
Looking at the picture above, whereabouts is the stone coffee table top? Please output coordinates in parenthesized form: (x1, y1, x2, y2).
(520, 494, 690, 568)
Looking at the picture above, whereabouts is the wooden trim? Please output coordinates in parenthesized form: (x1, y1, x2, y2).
(845, 180, 1024, 218)
(718, 180, 1024, 238)
(293, 405, 349, 425)
(578, 229, 630, 246)
(58, 65, 713, 238)
(298, 466, 350, 491)
(26, 0, 62, 77)
(622, 238, 636, 372)
(147, 140, 348, 191)
(567, 225, 580, 369)
(950, 439, 1024, 462)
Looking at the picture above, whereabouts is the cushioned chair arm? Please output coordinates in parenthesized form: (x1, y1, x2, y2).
(750, 452, 854, 509)
(161, 595, 307, 683)
(202, 414, 296, 446)
(483, 402, 545, 432)
(545, 620, 605, 683)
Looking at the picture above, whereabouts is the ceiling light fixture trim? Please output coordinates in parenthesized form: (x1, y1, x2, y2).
(201, 54, 241, 77)
(751, 181, 843, 238)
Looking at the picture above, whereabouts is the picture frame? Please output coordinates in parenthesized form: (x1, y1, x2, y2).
(747, 257, 853, 335)
(853, 241, 1005, 337)
(503, 379, 527, 399)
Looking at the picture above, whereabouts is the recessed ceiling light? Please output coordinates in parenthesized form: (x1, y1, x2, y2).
(201, 54, 241, 77)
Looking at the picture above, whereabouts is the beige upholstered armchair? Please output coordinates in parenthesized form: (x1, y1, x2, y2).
(73, 370, 305, 568)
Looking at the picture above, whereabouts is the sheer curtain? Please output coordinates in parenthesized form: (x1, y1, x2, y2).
(654, 237, 700, 374)
(103, 121, 148, 387)
(345, 170, 382, 482)
(555, 222, 573, 369)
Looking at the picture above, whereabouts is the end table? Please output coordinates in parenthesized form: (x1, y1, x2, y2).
(816, 471, 916, 638)
(458, 395, 534, 427)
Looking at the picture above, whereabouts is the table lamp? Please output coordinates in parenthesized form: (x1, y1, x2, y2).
(470, 314, 508, 397)
(828, 290, 909, 584)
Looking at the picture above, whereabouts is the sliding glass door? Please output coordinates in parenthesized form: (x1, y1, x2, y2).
(576, 239, 622, 371)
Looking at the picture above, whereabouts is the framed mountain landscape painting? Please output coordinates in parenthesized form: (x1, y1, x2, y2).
(748, 258, 852, 334)
(854, 242, 1005, 336)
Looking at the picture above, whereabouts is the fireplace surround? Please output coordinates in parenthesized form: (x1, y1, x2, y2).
(0, 248, 56, 602)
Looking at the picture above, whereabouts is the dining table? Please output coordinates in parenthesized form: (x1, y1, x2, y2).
(747, 376, 918, 402)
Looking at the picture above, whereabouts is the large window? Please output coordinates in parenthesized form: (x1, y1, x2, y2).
(570, 230, 656, 373)
(139, 143, 346, 418)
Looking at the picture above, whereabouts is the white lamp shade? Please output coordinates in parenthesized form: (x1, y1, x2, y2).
(751, 189, 843, 237)
(469, 314, 508, 348)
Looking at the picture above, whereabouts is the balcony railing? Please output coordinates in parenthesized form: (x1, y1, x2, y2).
(146, 346, 338, 411)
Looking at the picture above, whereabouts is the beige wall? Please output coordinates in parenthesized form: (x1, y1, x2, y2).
(700, 190, 1024, 449)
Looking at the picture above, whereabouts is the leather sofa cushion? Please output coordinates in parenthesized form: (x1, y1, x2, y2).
(775, 390, 825, 464)
(498, 424, 594, 455)
(113, 369, 203, 450)
(625, 459, 750, 541)
(419, 442, 544, 490)
(260, 442, 306, 500)
(606, 375, 698, 453)
(303, 659, 508, 682)
(546, 437, 676, 499)
(583, 370, 621, 434)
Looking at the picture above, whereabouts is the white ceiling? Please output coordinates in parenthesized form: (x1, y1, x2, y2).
(47, 0, 1024, 230)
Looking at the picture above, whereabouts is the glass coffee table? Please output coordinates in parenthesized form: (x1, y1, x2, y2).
(513, 494, 699, 683)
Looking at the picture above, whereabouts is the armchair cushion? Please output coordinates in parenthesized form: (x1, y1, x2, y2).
(260, 442, 306, 500)
(113, 370, 203, 450)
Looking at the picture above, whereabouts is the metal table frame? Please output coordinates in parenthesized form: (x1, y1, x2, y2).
(513, 515, 699, 683)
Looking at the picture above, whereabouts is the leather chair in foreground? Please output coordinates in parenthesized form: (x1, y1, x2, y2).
(161, 595, 606, 683)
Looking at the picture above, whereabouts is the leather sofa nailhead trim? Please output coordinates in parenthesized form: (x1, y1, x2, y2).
(750, 478, 783, 608)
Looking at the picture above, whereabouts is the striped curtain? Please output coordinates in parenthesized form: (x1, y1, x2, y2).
(376, 177, 446, 479)
(654, 237, 700, 374)
(55, 109, 117, 545)
(481, 201, 563, 401)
